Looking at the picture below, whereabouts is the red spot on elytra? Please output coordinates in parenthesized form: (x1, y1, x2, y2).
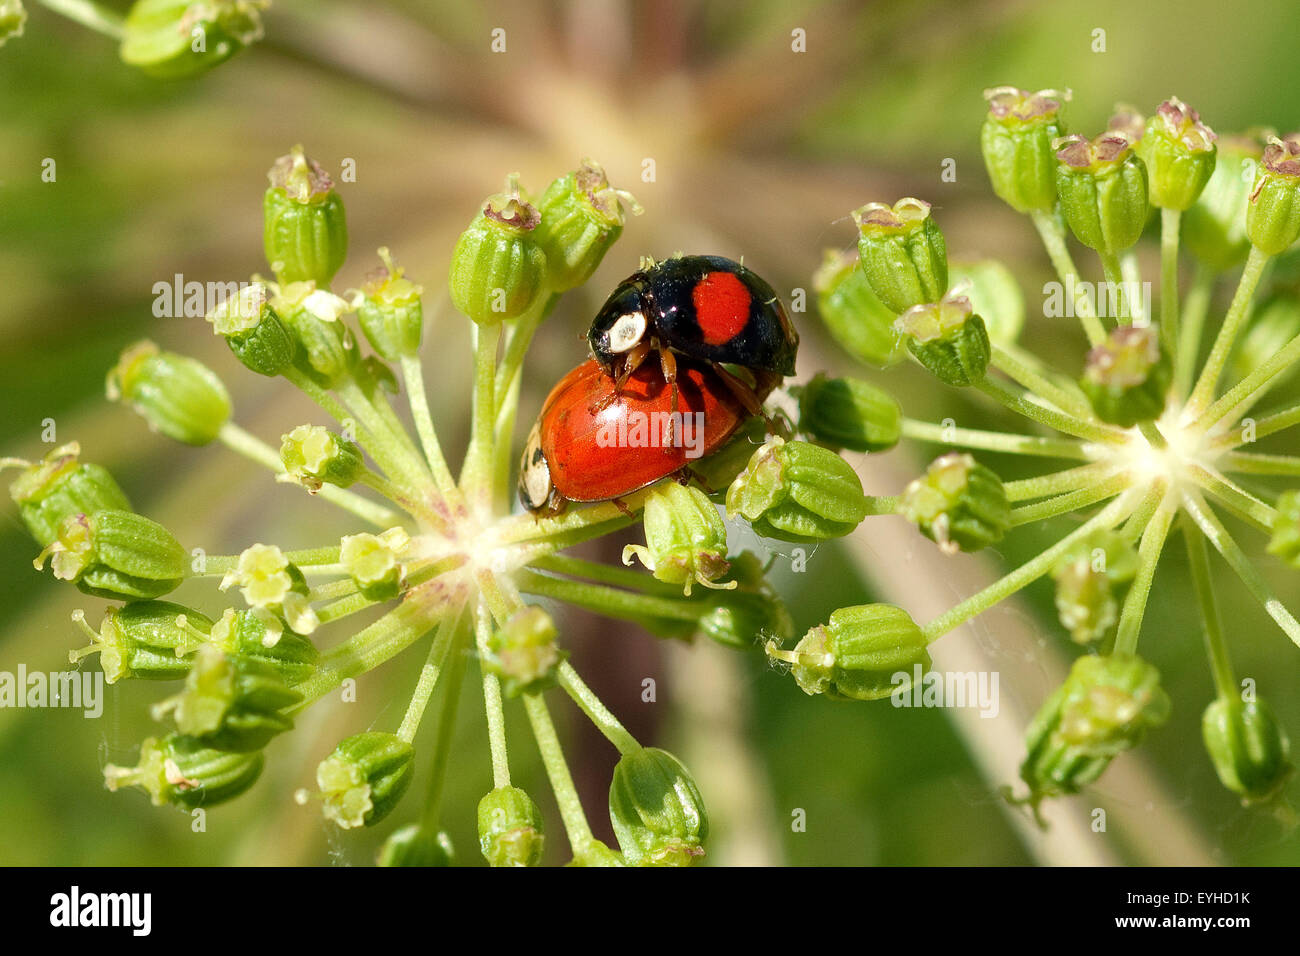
(692, 271, 751, 345)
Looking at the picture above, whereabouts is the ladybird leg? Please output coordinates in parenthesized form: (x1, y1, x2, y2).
(615, 342, 652, 390)
(659, 348, 679, 451)
(712, 363, 766, 418)
(610, 496, 634, 518)
(677, 465, 717, 496)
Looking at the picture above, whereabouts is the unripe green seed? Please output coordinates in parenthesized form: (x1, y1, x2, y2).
(104, 734, 263, 809)
(776, 603, 931, 701)
(275, 282, 358, 388)
(1019, 653, 1170, 804)
(726, 437, 870, 542)
(949, 259, 1025, 347)
(69, 601, 210, 684)
(1050, 531, 1138, 645)
(1202, 695, 1292, 804)
(895, 292, 991, 386)
(1267, 490, 1300, 568)
(1134, 97, 1217, 211)
(218, 543, 319, 639)
(280, 424, 365, 492)
(263, 145, 348, 285)
(120, 0, 266, 79)
(354, 247, 424, 360)
(450, 177, 548, 324)
(205, 608, 319, 686)
(1185, 133, 1262, 270)
(206, 284, 297, 377)
(1247, 135, 1300, 255)
(303, 731, 414, 829)
(852, 198, 948, 314)
(107, 340, 231, 445)
(980, 86, 1069, 213)
(7, 443, 131, 549)
(1055, 133, 1149, 256)
(478, 786, 545, 867)
(377, 825, 454, 867)
(485, 605, 566, 697)
(533, 158, 638, 291)
(795, 373, 901, 453)
(609, 747, 708, 866)
(623, 483, 734, 595)
(898, 453, 1010, 554)
(1080, 325, 1171, 427)
(35, 509, 187, 601)
(813, 248, 906, 367)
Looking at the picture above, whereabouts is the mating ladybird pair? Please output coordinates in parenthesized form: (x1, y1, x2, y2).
(519, 254, 798, 513)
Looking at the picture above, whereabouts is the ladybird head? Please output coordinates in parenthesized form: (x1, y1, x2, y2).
(587, 276, 650, 371)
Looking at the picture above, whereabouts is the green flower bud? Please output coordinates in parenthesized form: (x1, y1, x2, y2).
(274, 281, 358, 388)
(339, 528, 409, 602)
(450, 176, 548, 324)
(1049, 531, 1139, 644)
(34, 509, 186, 601)
(219, 543, 319, 639)
(623, 483, 735, 595)
(852, 198, 948, 314)
(795, 373, 901, 453)
(120, 0, 266, 79)
(898, 453, 1010, 554)
(980, 86, 1069, 213)
(279, 424, 365, 492)
(152, 644, 300, 752)
(812, 248, 906, 367)
(104, 734, 263, 809)
(1054, 133, 1149, 255)
(69, 601, 209, 683)
(726, 437, 870, 542)
(609, 747, 708, 866)
(1267, 489, 1300, 568)
(895, 291, 991, 386)
(300, 732, 414, 829)
(205, 609, 319, 686)
(0, 1, 26, 46)
(353, 247, 424, 360)
(1019, 654, 1170, 804)
(263, 145, 347, 285)
(1202, 696, 1293, 804)
(478, 786, 545, 867)
(949, 259, 1025, 347)
(106, 340, 231, 445)
(1247, 134, 1300, 255)
(770, 603, 931, 702)
(1080, 325, 1171, 427)
(205, 283, 296, 377)
(1185, 133, 1263, 270)
(691, 552, 794, 649)
(6, 443, 131, 548)
(1231, 294, 1300, 387)
(533, 158, 639, 292)
(485, 605, 566, 697)
(377, 825, 454, 867)
(1134, 97, 1217, 211)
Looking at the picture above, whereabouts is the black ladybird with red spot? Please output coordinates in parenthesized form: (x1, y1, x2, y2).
(586, 255, 798, 412)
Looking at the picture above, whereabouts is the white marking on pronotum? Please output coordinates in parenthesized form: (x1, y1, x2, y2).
(606, 311, 647, 353)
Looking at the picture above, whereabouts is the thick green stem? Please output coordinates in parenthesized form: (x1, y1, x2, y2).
(1030, 210, 1106, 345)
(1197, 331, 1300, 432)
(557, 662, 640, 755)
(523, 692, 596, 855)
(1181, 514, 1237, 701)
(1186, 245, 1270, 417)
(399, 355, 461, 502)
(1100, 251, 1130, 322)
(1174, 263, 1215, 399)
(1159, 209, 1180, 357)
(1121, 250, 1148, 327)
(1112, 493, 1177, 656)
(336, 378, 434, 502)
(461, 322, 504, 509)
(1221, 450, 1300, 477)
(975, 375, 1125, 444)
(516, 568, 711, 624)
(396, 608, 464, 743)
(475, 599, 512, 790)
(1008, 471, 1128, 526)
(1215, 401, 1300, 448)
(991, 345, 1094, 419)
(1188, 466, 1277, 533)
(1003, 461, 1117, 502)
(417, 610, 471, 828)
(899, 417, 1093, 460)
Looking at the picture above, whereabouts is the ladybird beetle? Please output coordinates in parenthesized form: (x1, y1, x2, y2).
(586, 254, 798, 414)
(519, 358, 752, 514)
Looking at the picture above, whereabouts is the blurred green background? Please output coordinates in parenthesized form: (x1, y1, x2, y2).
(1, 0, 1298, 865)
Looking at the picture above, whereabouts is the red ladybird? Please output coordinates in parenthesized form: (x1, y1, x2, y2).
(586, 254, 798, 414)
(519, 358, 752, 514)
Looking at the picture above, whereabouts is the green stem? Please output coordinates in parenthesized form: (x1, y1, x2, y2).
(531, 553, 702, 597)
(1181, 514, 1237, 702)
(1197, 331, 1300, 432)
(417, 610, 471, 828)
(461, 322, 504, 508)
(991, 345, 1094, 419)
(1186, 245, 1270, 417)
(1187, 466, 1277, 533)
(399, 355, 461, 502)
(34, 0, 123, 38)
(336, 377, 433, 500)
(1214, 401, 1300, 448)
(921, 487, 1145, 641)
(523, 692, 596, 855)
(1181, 489, 1300, 649)
(1030, 209, 1107, 345)
(1220, 450, 1300, 477)
(899, 417, 1092, 460)
(1111, 493, 1177, 656)
(516, 568, 711, 624)
(557, 662, 640, 755)
(975, 375, 1125, 444)
(1003, 461, 1116, 502)
(1099, 251, 1130, 322)
(396, 608, 463, 742)
(1121, 250, 1148, 327)
(216, 422, 401, 528)
(198, 545, 342, 577)
(1174, 263, 1215, 400)
(1008, 471, 1129, 526)
(1159, 209, 1180, 357)
(475, 599, 512, 790)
